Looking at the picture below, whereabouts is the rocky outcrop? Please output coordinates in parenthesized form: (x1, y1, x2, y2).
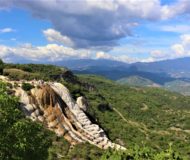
(1, 76, 125, 150)
(76, 96, 88, 111)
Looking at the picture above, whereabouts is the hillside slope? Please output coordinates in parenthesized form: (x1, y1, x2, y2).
(78, 75, 190, 158)
(116, 76, 158, 87)
(1, 63, 190, 159)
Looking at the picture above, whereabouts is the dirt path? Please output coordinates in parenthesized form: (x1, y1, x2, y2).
(113, 107, 171, 137)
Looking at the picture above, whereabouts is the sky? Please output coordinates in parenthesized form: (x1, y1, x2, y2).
(0, 0, 190, 63)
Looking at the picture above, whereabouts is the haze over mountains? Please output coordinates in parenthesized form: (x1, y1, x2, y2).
(57, 57, 189, 77)
(56, 57, 190, 95)
(10, 57, 190, 95)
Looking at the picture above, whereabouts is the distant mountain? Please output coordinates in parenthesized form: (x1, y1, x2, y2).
(133, 57, 190, 78)
(5, 56, 190, 94)
(116, 75, 190, 95)
(56, 57, 190, 79)
(116, 76, 159, 87)
(164, 80, 190, 95)
(55, 57, 190, 95)
(54, 59, 129, 70)
(71, 63, 175, 85)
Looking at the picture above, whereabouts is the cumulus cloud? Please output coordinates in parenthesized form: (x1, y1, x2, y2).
(43, 29, 74, 47)
(171, 44, 185, 56)
(149, 34, 190, 61)
(181, 34, 190, 47)
(1, 0, 190, 63)
(160, 0, 190, 19)
(170, 34, 190, 57)
(0, 43, 91, 62)
(2, 0, 189, 49)
(0, 28, 15, 33)
(96, 51, 112, 59)
(96, 51, 141, 63)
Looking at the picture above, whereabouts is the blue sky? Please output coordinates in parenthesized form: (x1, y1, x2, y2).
(0, 0, 190, 63)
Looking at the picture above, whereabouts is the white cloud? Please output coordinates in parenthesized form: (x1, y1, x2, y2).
(43, 29, 74, 47)
(160, 0, 190, 20)
(1, 0, 190, 50)
(1, 0, 190, 63)
(149, 34, 190, 61)
(2, 0, 187, 49)
(0, 28, 15, 33)
(96, 51, 141, 63)
(113, 55, 139, 63)
(171, 44, 185, 56)
(170, 34, 190, 57)
(96, 51, 112, 59)
(180, 34, 190, 46)
(0, 44, 91, 62)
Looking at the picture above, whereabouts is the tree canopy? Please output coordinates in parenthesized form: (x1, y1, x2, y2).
(0, 82, 52, 160)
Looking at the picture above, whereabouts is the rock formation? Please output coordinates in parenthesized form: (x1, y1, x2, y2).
(0, 76, 125, 150)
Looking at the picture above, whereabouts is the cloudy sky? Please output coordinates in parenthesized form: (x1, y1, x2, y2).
(0, 0, 190, 63)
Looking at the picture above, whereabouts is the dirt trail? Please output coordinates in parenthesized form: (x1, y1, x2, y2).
(113, 107, 171, 136)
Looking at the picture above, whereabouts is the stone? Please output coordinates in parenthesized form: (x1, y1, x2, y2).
(76, 96, 88, 111)
(2, 77, 125, 150)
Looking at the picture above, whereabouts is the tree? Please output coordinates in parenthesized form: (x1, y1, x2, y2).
(0, 82, 52, 160)
(22, 82, 34, 91)
(0, 59, 4, 75)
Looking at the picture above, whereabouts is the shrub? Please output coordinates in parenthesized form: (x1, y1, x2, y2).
(100, 144, 184, 160)
(0, 81, 52, 160)
(22, 83, 34, 91)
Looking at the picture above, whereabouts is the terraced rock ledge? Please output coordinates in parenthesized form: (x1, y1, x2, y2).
(0, 76, 125, 150)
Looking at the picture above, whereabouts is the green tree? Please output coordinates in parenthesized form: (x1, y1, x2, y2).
(0, 59, 4, 75)
(0, 82, 52, 160)
(22, 82, 34, 91)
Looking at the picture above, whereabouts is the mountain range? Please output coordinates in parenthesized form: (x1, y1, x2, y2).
(56, 57, 190, 95)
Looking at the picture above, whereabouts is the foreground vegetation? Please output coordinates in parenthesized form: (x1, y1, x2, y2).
(0, 82, 52, 160)
(0, 61, 189, 159)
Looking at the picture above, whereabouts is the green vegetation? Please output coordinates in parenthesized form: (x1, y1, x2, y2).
(0, 81, 52, 160)
(77, 74, 190, 158)
(22, 82, 34, 91)
(100, 144, 183, 160)
(3, 63, 70, 81)
(3, 68, 40, 81)
(116, 75, 190, 96)
(1, 63, 190, 159)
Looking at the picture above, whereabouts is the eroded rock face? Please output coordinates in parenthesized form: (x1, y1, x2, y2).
(1, 76, 125, 150)
(76, 96, 88, 111)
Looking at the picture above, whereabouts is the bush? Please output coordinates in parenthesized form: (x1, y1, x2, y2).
(22, 83, 34, 91)
(100, 144, 184, 160)
(0, 82, 52, 160)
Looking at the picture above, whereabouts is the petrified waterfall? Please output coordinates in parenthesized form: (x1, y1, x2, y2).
(3, 77, 125, 150)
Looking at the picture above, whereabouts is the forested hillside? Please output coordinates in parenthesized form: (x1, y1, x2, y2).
(77, 75, 190, 158)
(0, 62, 189, 159)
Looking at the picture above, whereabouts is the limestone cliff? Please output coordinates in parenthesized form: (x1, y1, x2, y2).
(0, 76, 125, 150)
